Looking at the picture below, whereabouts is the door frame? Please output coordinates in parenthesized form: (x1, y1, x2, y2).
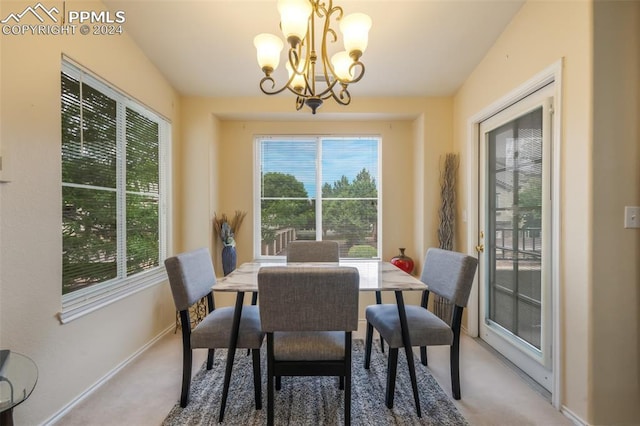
(464, 59, 563, 408)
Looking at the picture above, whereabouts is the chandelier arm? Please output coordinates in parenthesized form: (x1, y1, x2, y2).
(314, 9, 359, 104)
(314, 0, 332, 19)
(314, 78, 341, 100)
(288, 46, 300, 71)
(258, 76, 291, 96)
(331, 85, 352, 106)
(321, 2, 341, 76)
(346, 61, 365, 84)
(262, 44, 309, 96)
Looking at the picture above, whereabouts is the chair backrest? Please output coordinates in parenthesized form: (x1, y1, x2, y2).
(258, 266, 359, 332)
(164, 247, 216, 311)
(420, 248, 478, 307)
(286, 240, 340, 263)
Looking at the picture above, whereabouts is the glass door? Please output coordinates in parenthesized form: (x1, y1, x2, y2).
(478, 84, 554, 392)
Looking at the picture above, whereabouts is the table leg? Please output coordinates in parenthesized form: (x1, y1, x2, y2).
(395, 291, 422, 418)
(0, 407, 13, 426)
(218, 291, 245, 423)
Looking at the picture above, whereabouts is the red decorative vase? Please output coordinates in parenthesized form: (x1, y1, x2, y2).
(391, 248, 414, 274)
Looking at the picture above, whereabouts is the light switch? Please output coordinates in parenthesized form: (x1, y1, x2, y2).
(624, 206, 640, 229)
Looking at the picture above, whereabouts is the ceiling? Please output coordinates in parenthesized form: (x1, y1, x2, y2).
(102, 0, 524, 100)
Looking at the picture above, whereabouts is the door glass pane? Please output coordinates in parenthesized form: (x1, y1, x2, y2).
(487, 107, 543, 350)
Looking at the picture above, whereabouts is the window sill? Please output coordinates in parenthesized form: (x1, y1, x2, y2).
(58, 267, 167, 324)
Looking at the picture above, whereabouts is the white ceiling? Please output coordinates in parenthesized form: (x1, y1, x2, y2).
(103, 0, 524, 99)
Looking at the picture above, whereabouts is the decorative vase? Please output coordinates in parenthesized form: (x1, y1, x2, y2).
(390, 248, 414, 274)
(221, 245, 237, 276)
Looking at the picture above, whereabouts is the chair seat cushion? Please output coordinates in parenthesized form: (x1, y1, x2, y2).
(274, 331, 345, 361)
(191, 305, 264, 349)
(365, 304, 453, 348)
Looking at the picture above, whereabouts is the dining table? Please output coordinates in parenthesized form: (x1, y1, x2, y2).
(213, 259, 427, 421)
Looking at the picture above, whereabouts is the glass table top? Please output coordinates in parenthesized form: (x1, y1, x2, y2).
(0, 350, 38, 413)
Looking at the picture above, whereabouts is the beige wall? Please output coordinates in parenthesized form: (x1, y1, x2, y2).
(592, 1, 640, 424)
(178, 96, 452, 315)
(0, 2, 180, 424)
(453, 0, 640, 424)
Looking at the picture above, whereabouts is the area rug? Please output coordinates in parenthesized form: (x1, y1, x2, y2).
(163, 340, 467, 425)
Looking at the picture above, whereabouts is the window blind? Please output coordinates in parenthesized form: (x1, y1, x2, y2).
(256, 136, 380, 259)
(60, 60, 170, 323)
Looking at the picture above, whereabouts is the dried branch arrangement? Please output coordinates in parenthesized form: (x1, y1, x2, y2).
(213, 210, 247, 246)
(438, 153, 459, 251)
(435, 153, 460, 323)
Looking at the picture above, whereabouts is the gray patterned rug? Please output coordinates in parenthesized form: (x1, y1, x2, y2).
(163, 340, 467, 425)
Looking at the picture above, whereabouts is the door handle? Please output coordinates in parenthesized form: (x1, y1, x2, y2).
(476, 230, 485, 253)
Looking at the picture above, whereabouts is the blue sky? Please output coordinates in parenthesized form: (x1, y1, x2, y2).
(261, 138, 379, 197)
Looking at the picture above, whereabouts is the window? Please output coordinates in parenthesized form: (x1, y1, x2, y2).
(255, 136, 380, 259)
(60, 60, 170, 323)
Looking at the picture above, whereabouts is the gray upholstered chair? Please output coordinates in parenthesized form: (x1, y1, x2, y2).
(258, 266, 359, 426)
(276, 240, 341, 387)
(364, 248, 478, 411)
(251, 240, 340, 307)
(286, 240, 340, 262)
(164, 248, 264, 412)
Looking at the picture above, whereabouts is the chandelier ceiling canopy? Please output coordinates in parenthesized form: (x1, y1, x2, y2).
(254, 0, 372, 114)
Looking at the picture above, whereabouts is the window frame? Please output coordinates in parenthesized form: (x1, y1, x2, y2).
(253, 135, 382, 260)
(59, 59, 171, 324)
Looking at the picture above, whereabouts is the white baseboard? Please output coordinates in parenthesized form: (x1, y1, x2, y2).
(44, 324, 175, 425)
(560, 405, 588, 426)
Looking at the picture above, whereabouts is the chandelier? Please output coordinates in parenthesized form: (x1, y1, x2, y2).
(254, 0, 372, 114)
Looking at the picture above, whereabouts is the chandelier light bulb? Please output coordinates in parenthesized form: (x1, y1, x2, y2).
(340, 12, 372, 60)
(331, 51, 354, 81)
(286, 61, 307, 93)
(254, 33, 284, 75)
(277, 0, 312, 47)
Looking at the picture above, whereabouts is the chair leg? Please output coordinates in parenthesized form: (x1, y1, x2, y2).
(178, 310, 192, 408)
(450, 305, 464, 400)
(364, 322, 373, 369)
(275, 376, 282, 390)
(180, 348, 192, 408)
(252, 349, 262, 410)
(247, 291, 258, 358)
(385, 348, 398, 409)
(375, 291, 384, 353)
(420, 346, 428, 366)
(207, 348, 214, 370)
(339, 375, 344, 390)
(451, 341, 461, 400)
(267, 334, 274, 426)
(345, 335, 352, 426)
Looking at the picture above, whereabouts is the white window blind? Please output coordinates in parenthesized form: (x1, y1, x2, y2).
(60, 60, 170, 323)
